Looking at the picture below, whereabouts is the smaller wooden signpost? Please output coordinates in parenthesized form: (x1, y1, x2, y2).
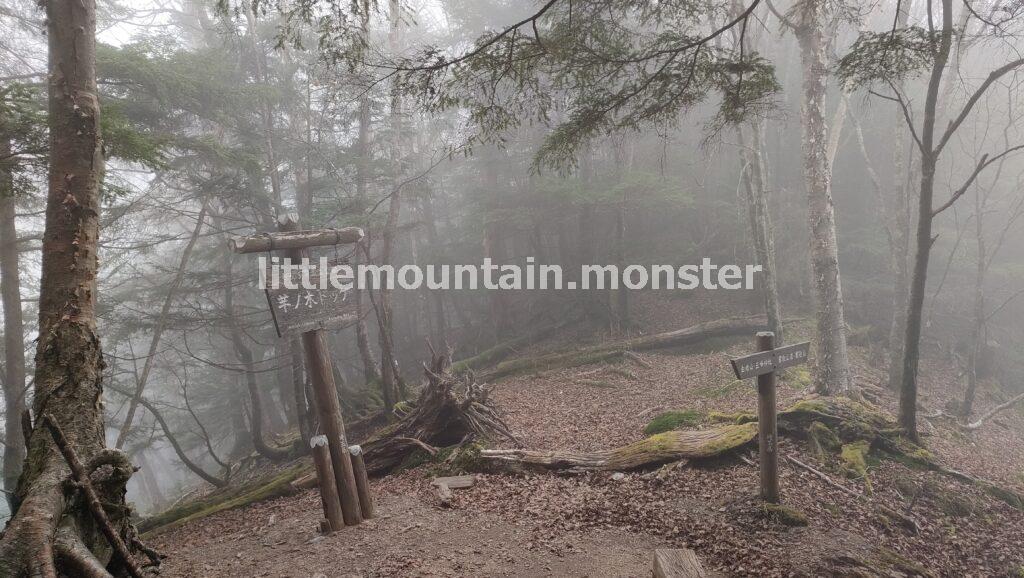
(729, 333, 810, 504)
(231, 214, 370, 531)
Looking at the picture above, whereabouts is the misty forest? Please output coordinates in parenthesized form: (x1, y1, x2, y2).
(2, 0, 1024, 575)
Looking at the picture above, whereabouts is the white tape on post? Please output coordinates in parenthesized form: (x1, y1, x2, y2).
(310, 434, 329, 449)
(348, 444, 362, 456)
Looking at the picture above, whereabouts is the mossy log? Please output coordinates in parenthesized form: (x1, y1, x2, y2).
(139, 463, 309, 536)
(478, 395, 1024, 510)
(480, 423, 758, 471)
(482, 316, 771, 381)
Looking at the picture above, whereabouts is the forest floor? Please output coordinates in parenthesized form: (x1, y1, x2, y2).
(150, 292, 1024, 577)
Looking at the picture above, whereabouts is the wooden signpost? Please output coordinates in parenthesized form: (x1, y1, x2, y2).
(262, 257, 358, 337)
(231, 214, 371, 531)
(729, 334, 810, 503)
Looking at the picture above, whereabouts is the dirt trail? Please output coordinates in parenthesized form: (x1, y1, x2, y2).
(152, 299, 1024, 577)
(154, 481, 667, 577)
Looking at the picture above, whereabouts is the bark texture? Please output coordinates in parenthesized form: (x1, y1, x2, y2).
(0, 1, 148, 573)
(795, 4, 852, 395)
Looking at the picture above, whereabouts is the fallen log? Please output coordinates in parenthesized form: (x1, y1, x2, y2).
(473, 395, 1024, 511)
(482, 316, 772, 381)
(480, 423, 758, 471)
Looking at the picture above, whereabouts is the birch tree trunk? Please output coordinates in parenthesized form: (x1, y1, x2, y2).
(0, 141, 27, 512)
(795, 4, 852, 395)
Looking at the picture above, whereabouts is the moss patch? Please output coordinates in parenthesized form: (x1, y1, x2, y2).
(840, 441, 870, 478)
(707, 411, 757, 425)
(644, 410, 703, 435)
(759, 503, 809, 527)
(781, 366, 812, 390)
(808, 421, 840, 458)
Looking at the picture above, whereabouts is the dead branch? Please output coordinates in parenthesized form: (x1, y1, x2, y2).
(41, 415, 144, 578)
(963, 390, 1024, 430)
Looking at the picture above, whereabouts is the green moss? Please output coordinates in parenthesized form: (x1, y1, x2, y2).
(644, 410, 703, 435)
(707, 411, 757, 425)
(781, 366, 812, 390)
(808, 421, 841, 458)
(488, 348, 623, 380)
(397, 447, 435, 472)
(759, 503, 809, 527)
(697, 422, 759, 455)
(446, 441, 485, 474)
(840, 441, 870, 477)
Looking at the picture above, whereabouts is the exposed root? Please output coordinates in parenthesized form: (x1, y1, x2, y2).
(360, 351, 518, 475)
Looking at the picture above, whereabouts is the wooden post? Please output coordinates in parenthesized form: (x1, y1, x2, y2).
(278, 215, 362, 526)
(349, 445, 375, 518)
(756, 331, 780, 503)
(300, 310, 363, 526)
(310, 434, 344, 532)
(229, 214, 367, 527)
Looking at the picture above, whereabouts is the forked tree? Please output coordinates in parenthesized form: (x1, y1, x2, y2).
(839, 0, 1024, 439)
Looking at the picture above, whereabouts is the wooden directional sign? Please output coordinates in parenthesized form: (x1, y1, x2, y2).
(263, 258, 357, 337)
(729, 341, 810, 380)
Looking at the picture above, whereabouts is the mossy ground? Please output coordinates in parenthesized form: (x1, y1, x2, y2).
(759, 503, 809, 527)
(644, 410, 703, 435)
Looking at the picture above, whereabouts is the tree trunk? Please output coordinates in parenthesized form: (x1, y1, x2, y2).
(375, 0, 405, 412)
(420, 189, 449, 347)
(885, 0, 914, 392)
(0, 141, 27, 513)
(737, 123, 783, 342)
(0, 1, 149, 572)
(899, 0, 954, 440)
(960, 186, 986, 418)
(795, 7, 852, 395)
(223, 243, 291, 461)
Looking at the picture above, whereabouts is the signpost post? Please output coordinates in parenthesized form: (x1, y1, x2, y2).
(729, 334, 810, 504)
(230, 214, 369, 531)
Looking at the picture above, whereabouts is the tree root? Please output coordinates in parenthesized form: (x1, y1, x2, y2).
(361, 351, 519, 475)
(43, 414, 145, 578)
